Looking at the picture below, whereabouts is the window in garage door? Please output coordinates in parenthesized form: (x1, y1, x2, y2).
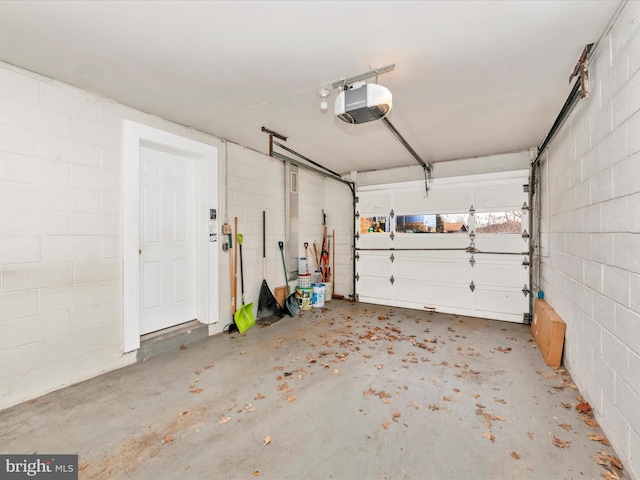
(355, 170, 530, 323)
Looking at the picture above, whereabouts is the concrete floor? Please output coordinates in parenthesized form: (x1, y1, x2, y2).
(1, 300, 629, 480)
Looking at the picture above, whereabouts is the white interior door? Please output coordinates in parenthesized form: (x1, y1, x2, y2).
(139, 146, 197, 335)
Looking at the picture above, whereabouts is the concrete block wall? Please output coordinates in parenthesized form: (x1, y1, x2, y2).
(538, 3, 640, 477)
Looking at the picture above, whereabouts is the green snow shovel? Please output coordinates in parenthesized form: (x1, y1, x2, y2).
(234, 233, 255, 333)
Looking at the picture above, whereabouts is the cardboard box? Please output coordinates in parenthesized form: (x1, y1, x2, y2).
(531, 299, 566, 369)
(274, 286, 287, 307)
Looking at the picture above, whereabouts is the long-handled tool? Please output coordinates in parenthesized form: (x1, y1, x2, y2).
(257, 211, 284, 323)
(278, 241, 300, 317)
(226, 220, 238, 333)
(234, 232, 255, 334)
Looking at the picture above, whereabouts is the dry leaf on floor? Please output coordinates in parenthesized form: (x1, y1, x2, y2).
(195, 369, 202, 375)
(219, 417, 231, 425)
(276, 375, 283, 382)
(581, 417, 599, 428)
(494, 398, 507, 404)
(429, 404, 440, 411)
(264, 436, 271, 446)
(392, 412, 402, 422)
(453, 388, 460, 393)
(190, 388, 203, 394)
(552, 436, 570, 448)
(180, 344, 188, 350)
(381, 422, 391, 429)
(184, 466, 189, 471)
(476, 403, 486, 409)
(255, 393, 265, 400)
(561, 402, 572, 409)
(482, 432, 495, 443)
(527, 432, 534, 440)
(443, 396, 453, 402)
(609, 455, 624, 470)
(588, 434, 610, 446)
(559, 423, 572, 430)
(204, 365, 214, 369)
(163, 436, 173, 443)
(78, 462, 89, 471)
(376, 390, 391, 399)
(413, 404, 420, 410)
(376, 364, 384, 370)
(594, 451, 609, 466)
(253, 471, 260, 477)
(602, 469, 621, 480)
(277, 383, 289, 391)
(576, 401, 592, 413)
(287, 396, 295, 403)
(363, 388, 375, 396)
(510, 452, 521, 460)
(333, 368, 339, 374)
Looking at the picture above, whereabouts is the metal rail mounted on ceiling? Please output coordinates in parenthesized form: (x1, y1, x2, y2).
(262, 127, 357, 300)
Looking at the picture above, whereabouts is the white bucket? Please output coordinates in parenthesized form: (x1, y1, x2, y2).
(312, 283, 325, 308)
(324, 282, 333, 301)
(298, 257, 309, 274)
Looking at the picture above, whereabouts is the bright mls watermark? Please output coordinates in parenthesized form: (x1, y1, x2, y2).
(0, 455, 78, 479)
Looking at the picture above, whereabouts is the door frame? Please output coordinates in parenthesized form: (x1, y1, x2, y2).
(122, 120, 217, 353)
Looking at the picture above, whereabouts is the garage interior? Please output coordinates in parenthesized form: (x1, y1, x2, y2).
(0, 1, 638, 479)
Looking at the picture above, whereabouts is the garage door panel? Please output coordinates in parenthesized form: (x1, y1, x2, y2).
(357, 252, 391, 277)
(394, 254, 469, 284)
(395, 279, 471, 310)
(474, 183, 525, 210)
(357, 276, 393, 300)
(474, 260, 527, 288)
(473, 236, 527, 254)
(474, 287, 528, 316)
(358, 191, 391, 214)
(393, 234, 469, 250)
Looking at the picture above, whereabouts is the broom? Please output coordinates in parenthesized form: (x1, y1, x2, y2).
(257, 211, 285, 321)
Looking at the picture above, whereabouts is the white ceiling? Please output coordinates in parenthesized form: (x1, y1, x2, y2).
(0, 1, 621, 175)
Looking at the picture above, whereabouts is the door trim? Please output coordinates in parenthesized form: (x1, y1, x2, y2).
(122, 121, 217, 353)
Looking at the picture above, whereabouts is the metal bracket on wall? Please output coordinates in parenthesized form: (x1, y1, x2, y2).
(522, 285, 531, 297)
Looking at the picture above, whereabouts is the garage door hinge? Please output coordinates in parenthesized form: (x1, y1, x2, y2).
(389, 209, 394, 218)
(469, 255, 475, 267)
(390, 275, 395, 285)
(469, 230, 475, 241)
(522, 285, 531, 297)
(390, 231, 395, 241)
(523, 312, 532, 324)
(355, 211, 360, 219)
(469, 205, 475, 216)
(523, 184, 529, 193)
(355, 273, 360, 282)
(355, 232, 360, 240)
(355, 252, 360, 261)
(355, 196, 359, 203)
(390, 253, 395, 262)
(522, 230, 529, 239)
(469, 281, 475, 292)
(522, 257, 530, 268)
(522, 201, 529, 211)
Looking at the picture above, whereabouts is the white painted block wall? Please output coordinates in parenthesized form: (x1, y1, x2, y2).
(0, 62, 353, 409)
(538, 3, 640, 478)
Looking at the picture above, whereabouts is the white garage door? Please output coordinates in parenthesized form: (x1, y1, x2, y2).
(356, 170, 530, 323)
